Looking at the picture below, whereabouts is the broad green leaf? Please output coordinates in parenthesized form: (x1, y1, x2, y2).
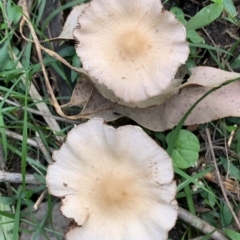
(231, 55, 240, 70)
(208, 191, 216, 207)
(223, 0, 237, 17)
(222, 204, 233, 226)
(7, 5, 22, 24)
(212, 0, 223, 4)
(187, 29, 205, 43)
(0, 193, 14, 240)
(71, 54, 81, 82)
(0, 42, 9, 69)
(170, 7, 187, 24)
(220, 157, 240, 180)
(186, 3, 223, 30)
(167, 130, 200, 169)
(225, 229, 240, 239)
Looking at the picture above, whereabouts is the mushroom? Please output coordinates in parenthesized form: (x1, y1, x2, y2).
(46, 118, 177, 240)
(74, 0, 189, 108)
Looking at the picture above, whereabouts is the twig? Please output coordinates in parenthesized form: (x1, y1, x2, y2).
(202, 27, 220, 62)
(0, 96, 80, 124)
(0, 144, 5, 170)
(10, 51, 64, 142)
(200, 145, 237, 157)
(5, 129, 38, 148)
(33, 189, 48, 210)
(20, 1, 87, 122)
(14, 1, 64, 142)
(204, 172, 240, 198)
(0, 170, 41, 185)
(35, 132, 53, 164)
(227, 124, 237, 147)
(189, 237, 206, 240)
(206, 128, 240, 229)
(178, 207, 228, 240)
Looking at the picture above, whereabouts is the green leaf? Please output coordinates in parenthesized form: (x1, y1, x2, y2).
(222, 203, 233, 226)
(237, 131, 240, 156)
(211, 0, 223, 4)
(170, 7, 187, 24)
(223, 0, 237, 17)
(7, 5, 22, 24)
(220, 157, 240, 180)
(186, 3, 223, 30)
(71, 54, 81, 82)
(225, 229, 240, 239)
(187, 29, 205, 43)
(200, 231, 216, 240)
(207, 191, 216, 207)
(167, 130, 200, 169)
(231, 55, 240, 70)
(0, 193, 14, 240)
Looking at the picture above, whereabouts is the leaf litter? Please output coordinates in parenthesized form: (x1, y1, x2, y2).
(62, 67, 240, 131)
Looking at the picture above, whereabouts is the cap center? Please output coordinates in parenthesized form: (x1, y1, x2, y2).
(118, 30, 149, 59)
(98, 176, 131, 207)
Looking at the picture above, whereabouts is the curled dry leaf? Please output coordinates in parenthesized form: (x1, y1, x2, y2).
(82, 88, 115, 116)
(61, 75, 94, 108)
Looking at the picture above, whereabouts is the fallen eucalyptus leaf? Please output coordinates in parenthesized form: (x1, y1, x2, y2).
(82, 88, 116, 115)
(85, 84, 240, 131)
(61, 75, 93, 108)
(113, 81, 240, 131)
(95, 78, 183, 108)
(63, 67, 240, 131)
(184, 67, 240, 87)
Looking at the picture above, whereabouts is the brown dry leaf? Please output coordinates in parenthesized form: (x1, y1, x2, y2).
(61, 75, 94, 108)
(63, 67, 240, 131)
(204, 172, 240, 199)
(183, 66, 240, 87)
(58, 4, 89, 39)
(114, 81, 240, 131)
(82, 88, 116, 115)
(82, 81, 240, 131)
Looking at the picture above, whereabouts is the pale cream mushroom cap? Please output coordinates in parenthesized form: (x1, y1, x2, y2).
(46, 118, 177, 240)
(74, 0, 189, 107)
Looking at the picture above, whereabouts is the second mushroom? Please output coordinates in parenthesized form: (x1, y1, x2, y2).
(74, 0, 189, 108)
(46, 118, 177, 240)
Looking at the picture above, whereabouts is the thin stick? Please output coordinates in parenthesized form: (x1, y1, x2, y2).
(202, 27, 220, 62)
(20, 1, 85, 122)
(0, 96, 80, 124)
(206, 128, 240, 229)
(35, 133, 53, 164)
(0, 170, 41, 185)
(178, 207, 228, 240)
(0, 144, 5, 170)
(5, 129, 38, 148)
(33, 189, 48, 210)
(189, 237, 205, 240)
